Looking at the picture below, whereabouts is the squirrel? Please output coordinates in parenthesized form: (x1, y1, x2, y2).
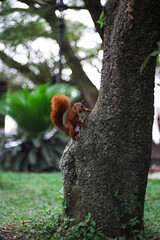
(50, 94, 92, 141)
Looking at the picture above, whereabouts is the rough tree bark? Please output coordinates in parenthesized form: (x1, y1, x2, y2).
(60, 0, 160, 237)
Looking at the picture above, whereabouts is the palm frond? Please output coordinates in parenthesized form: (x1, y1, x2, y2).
(0, 83, 80, 134)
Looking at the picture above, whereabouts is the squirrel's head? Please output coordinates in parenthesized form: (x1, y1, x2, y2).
(72, 101, 85, 122)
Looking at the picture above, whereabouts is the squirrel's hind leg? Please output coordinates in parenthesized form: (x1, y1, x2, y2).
(66, 124, 79, 141)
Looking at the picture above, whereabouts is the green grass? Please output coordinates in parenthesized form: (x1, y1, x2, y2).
(0, 171, 160, 239)
(144, 179, 160, 234)
(0, 171, 63, 225)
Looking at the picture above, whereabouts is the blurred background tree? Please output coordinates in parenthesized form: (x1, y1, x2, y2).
(0, 0, 104, 171)
(0, 0, 103, 107)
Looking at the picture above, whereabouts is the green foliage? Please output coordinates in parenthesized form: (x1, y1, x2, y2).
(0, 2, 53, 49)
(0, 83, 79, 133)
(22, 211, 106, 240)
(140, 41, 160, 74)
(97, 11, 104, 29)
(0, 0, 102, 89)
(114, 189, 141, 239)
(51, 212, 106, 240)
(114, 189, 128, 218)
(0, 16, 51, 48)
(0, 130, 67, 172)
(66, 20, 87, 43)
(0, 83, 80, 171)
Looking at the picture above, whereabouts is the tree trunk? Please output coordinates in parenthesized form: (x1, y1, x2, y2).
(60, 0, 160, 237)
(0, 81, 7, 128)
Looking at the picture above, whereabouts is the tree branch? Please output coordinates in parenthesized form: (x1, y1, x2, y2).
(63, 41, 98, 108)
(0, 8, 29, 16)
(36, 5, 98, 107)
(2, 0, 98, 106)
(0, 50, 45, 84)
(17, 0, 35, 6)
(83, 0, 104, 41)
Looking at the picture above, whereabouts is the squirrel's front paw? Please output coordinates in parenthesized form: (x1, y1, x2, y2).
(75, 135, 80, 141)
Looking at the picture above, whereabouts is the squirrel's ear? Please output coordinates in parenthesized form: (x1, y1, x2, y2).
(72, 104, 76, 112)
(81, 99, 84, 105)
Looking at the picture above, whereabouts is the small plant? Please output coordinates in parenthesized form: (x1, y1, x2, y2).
(114, 189, 128, 218)
(54, 191, 106, 239)
(97, 11, 104, 29)
(55, 188, 66, 213)
(22, 211, 106, 240)
(114, 189, 143, 239)
(140, 41, 160, 74)
(19, 188, 106, 240)
(54, 212, 106, 240)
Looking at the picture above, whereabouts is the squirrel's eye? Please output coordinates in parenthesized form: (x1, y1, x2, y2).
(79, 110, 82, 113)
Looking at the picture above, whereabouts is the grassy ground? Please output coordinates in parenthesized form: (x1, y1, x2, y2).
(0, 171, 63, 225)
(144, 179, 160, 234)
(0, 171, 160, 239)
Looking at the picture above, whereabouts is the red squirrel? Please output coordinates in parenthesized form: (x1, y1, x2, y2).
(50, 94, 92, 141)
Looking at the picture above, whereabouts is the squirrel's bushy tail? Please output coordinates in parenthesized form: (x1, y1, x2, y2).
(50, 94, 70, 132)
